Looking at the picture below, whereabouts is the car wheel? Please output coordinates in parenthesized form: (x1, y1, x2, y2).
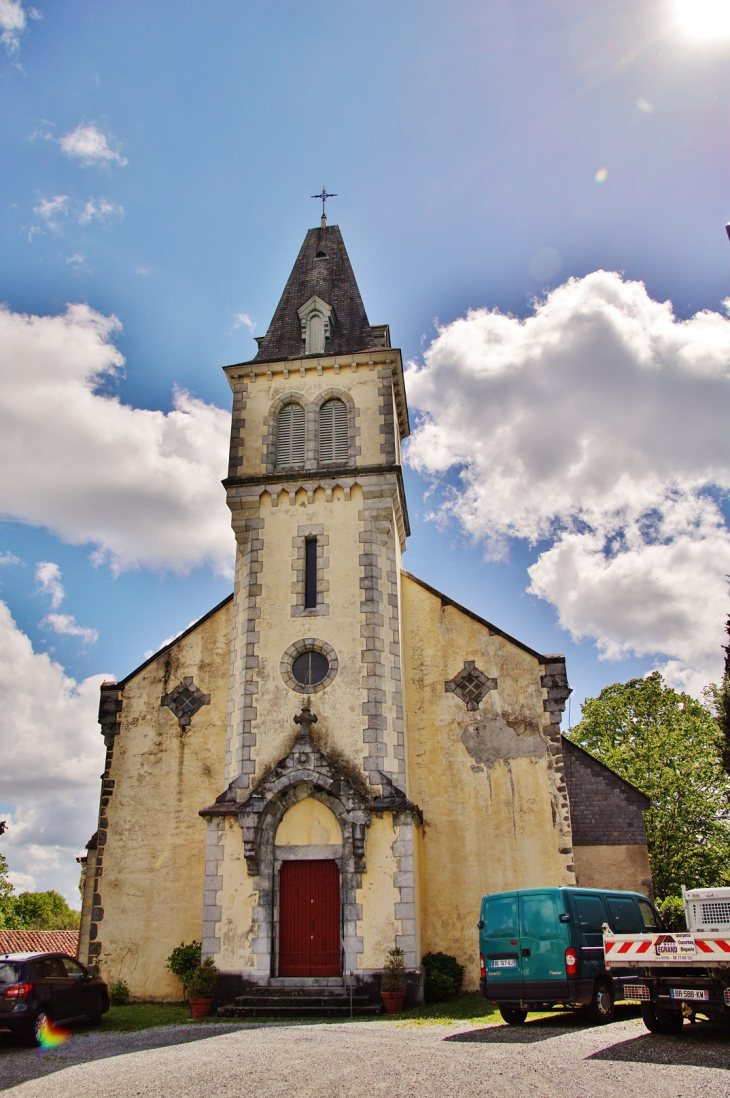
(586, 981, 615, 1025)
(641, 1002, 684, 1034)
(88, 993, 104, 1026)
(21, 1009, 52, 1048)
(499, 1007, 528, 1025)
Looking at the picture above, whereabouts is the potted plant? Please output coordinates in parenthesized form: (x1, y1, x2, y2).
(380, 947, 407, 1014)
(166, 940, 201, 998)
(187, 958, 219, 1019)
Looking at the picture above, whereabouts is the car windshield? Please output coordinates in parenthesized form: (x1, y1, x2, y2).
(0, 962, 22, 985)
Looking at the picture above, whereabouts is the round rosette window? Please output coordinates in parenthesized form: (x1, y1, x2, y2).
(281, 638, 338, 694)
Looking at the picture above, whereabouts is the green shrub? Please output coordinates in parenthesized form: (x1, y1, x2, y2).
(658, 896, 687, 931)
(109, 980, 130, 1006)
(165, 941, 201, 994)
(187, 958, 219, 999)
(381, 947, 407, 993)
(422, 952, 464, 1003)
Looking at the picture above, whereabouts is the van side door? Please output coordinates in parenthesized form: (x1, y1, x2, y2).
(571, 893, 609, 988)
(482, 893, 523, 1001)
(518, 891, 570, 1001)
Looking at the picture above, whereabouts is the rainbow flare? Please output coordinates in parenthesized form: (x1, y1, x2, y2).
(37, 1018, 70, 1048)
(594, 167, 609, 184)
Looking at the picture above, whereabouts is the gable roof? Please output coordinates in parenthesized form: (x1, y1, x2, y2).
(401, 570, 552, 663)
(561, 735, 651, 807)
(244, 224, 382, 363)
(0, 930, 79, 958)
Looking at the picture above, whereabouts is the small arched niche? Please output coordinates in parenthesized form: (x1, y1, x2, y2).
(275, 797, 342, 848)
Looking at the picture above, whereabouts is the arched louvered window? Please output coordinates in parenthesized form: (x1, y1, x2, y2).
(319, 399, 348, 464)
(276, 403, 305, 466)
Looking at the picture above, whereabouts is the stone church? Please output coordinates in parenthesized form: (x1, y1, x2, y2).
(78, 218, 651, 1001)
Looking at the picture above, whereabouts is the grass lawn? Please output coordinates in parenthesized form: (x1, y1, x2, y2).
(97, 994, 502, 1032)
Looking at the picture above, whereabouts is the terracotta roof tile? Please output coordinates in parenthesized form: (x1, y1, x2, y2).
(0, 929, 79, 957)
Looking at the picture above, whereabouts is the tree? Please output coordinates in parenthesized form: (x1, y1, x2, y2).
(567, 672, 730, 899)
(0, 822, 19, 930)
(709, 612, 730, 781)
(10, 891, 81, 930)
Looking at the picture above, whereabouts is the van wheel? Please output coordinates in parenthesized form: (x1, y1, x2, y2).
(499, 1007, 527, 1025)
(641, 1002, 684, 1034)
(586, 982, 614, 1025)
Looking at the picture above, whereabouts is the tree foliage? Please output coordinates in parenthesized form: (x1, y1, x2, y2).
(568, 672, 730, 899)
(9, 890, 81, 930)
(709, 613, 730, 781)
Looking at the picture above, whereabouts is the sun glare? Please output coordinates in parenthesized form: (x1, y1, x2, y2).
(674, 0, 730, 39)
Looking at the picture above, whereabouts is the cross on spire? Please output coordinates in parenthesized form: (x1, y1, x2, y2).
(312, 187, 337, 227)
(294, 703, 318, 739)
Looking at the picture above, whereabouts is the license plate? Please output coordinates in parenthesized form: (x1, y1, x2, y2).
(670, 988, 709, 1001)
(490, 959, 517, 969)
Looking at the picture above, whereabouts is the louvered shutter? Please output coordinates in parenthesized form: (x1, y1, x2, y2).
(319, 399, 348, 464)
(276, 403, 305, 466)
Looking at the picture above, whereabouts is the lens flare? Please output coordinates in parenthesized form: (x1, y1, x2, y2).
(594, 167, 609, 184)
(675, 0, 730, 39)
(37, 1018, 70, 1048)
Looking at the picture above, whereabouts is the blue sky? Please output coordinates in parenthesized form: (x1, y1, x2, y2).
(2, 0, 730, 900)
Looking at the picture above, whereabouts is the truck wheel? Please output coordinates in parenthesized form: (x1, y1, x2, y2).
(641, 1002, 684, 1034)
(586, 981, 615, 1024)
(499, 1007, 527, 1025)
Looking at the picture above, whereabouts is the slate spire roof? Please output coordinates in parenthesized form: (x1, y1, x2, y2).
(250, 224, 388, 363)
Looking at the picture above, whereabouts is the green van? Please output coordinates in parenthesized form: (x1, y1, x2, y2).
(478, 886, 662, 1025)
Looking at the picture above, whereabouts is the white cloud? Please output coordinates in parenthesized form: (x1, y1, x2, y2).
(0, 599, 108, 907)
(79, 197, 123, 225)
(34, 194, 68, 230)
(36, 560, 64, 608)
(59, 123, 127, 168)
(66, 253, 84, 266)
(42, 613, 98, 647)
(233, 312, 256, 334)
(0, 0, 36, 55)
(0, 302, 234, 575)
(406, 271, 730, 695)
(0, 550, 20, 565)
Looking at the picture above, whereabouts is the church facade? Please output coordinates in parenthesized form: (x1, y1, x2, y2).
(78, 220, 651, 1000)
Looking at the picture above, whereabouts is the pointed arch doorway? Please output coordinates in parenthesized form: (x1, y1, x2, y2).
(278, 859, 340, 977)
(275, 795, 343, 978)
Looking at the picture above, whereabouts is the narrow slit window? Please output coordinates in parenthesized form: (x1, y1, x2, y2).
(304, 538, 317, 609)
(276, 403, 305, 466)
(319, 399, 348, 464)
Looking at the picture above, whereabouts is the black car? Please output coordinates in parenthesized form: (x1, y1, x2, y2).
(0, 951, 109, 1046)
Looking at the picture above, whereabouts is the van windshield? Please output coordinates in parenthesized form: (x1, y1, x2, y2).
(0, 962, 22, 985)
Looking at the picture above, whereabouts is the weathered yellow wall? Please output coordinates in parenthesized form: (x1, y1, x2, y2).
(401, 573, 574, 990)
(252, 484, 384, 779)
(231, 359, 393, 478)
(275, 799, 342, 847)
(356, 813, 401, 970)
(97, 601, 232, 1000)
(573, 844, 653, 897)
(215, 817, 259, 973)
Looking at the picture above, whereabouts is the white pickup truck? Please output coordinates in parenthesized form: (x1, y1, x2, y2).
(603, 886, 730, 1033)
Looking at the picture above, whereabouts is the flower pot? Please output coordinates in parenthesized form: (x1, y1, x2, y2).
(190, 998, 214, 1020)
(381, 990, 406, 1014)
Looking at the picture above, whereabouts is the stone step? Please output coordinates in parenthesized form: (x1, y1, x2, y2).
(218, 1002, 382, 1018)
(233, 994, 372, 1008)
(234, 986, 358, 999)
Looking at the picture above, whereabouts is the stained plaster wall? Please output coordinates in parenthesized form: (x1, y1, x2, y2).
(95, 602, 231, 1000)
(573, 845, 653, 896)
(401, 574, 574, 990)
(355, 813, 401, 971)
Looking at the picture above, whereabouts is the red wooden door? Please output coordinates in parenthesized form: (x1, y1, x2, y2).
(279, 860, 341, 977)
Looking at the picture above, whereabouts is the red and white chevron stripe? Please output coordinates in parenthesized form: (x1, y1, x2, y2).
(693, 937, 730, 956)
(603, 934, 730, 963)
(604, 937, 655, 960)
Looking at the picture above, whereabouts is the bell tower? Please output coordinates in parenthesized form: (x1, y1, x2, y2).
(220, 222, 411, 798)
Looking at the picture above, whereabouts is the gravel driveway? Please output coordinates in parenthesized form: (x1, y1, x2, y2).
(1, 1014, 729, 1097)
